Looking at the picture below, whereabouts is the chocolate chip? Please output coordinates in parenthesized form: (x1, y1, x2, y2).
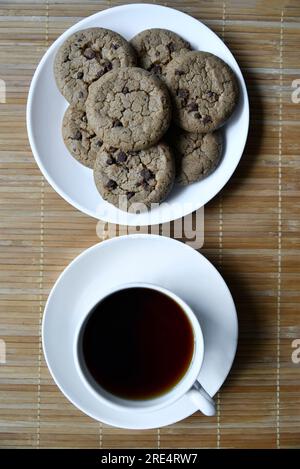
(149, 64, 162, 75)
(186, 101, 198, 112)
(167, 42, 176, 53)
(194, 113, 202, 119)
(175, 69, 184, 76)
(140, 169, 154, 181)
(81, 114, 87, 123)
(73, 130, 82, 140)
(95, 140, 102, 147)
(113, 120, 123, 128)
(111, 43, 119, 50)
(106, 179, 117, 190)
(77, 71, 84, 79)
(83, 48, 96, 60)
(104, 61, 113, 72)
(117, 151, 127, 162)
(206, 91, 218, 100)
(106, 157, 114, 165)
(202, 115, 212, 124)
(126, 191, 135, 200)
(122, 86, 129, 94)
(177, 89, 189, 100)
(96, 69, 105, 79)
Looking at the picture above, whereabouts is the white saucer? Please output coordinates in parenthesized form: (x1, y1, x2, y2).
(42, 235, 238, 429)
(27, 3, 249, 226)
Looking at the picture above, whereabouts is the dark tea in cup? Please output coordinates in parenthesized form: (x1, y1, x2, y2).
(78, 286, 195, 400)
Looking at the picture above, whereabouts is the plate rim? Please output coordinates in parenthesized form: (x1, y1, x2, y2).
(27, 2, 249, 226)
(42, 234, 238, 429)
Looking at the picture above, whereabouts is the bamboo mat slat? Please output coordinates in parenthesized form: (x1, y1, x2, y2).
(0, 0, 299, 449)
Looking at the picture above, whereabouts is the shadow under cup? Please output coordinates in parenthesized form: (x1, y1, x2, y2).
(75, 284, 204, 410)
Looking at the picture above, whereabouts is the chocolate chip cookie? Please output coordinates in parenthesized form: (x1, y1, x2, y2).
(169, 127, 222, 185)
(165, 51, 239, 132)
(130, 28, 191, 78)
(86, 67, 171, 151)
(62, 105, 103, 168)
(54, 28, 136, 104)
(93, 143, 175, 210)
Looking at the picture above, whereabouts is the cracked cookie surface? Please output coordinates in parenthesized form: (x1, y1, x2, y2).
(130, 28, 191, 79)
(165, 51, 239, 132)
(93, 143, 175, 210)
(62, 105, 103, 168)
(169, 127, 222, 185)
(86, 67, 171, 151)
(54, 28, 136, 105)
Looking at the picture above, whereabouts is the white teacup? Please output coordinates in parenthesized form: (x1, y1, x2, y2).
(73, 283, 215, 416)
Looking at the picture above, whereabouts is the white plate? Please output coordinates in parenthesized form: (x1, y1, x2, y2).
(42, 235, 238, 429)
(27, 3, 249, 226)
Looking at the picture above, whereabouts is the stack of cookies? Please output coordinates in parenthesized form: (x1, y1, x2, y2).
(54, 27, 238, 211)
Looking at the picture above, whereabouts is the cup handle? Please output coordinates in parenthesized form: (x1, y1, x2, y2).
(187, 382, 215, 416)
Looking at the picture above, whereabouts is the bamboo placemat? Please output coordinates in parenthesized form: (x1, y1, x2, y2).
(0, 0, 299, 449)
